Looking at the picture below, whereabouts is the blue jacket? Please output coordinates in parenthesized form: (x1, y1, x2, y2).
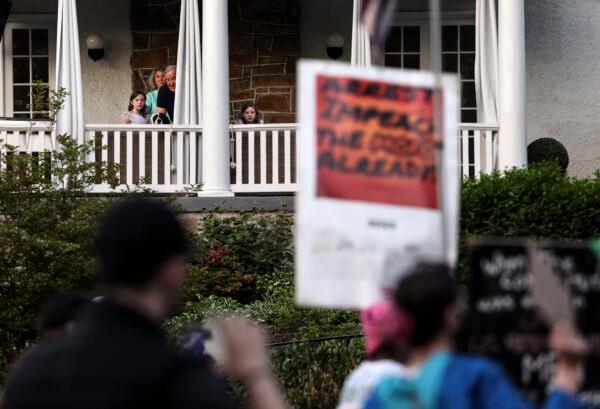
(365, 354, 587, 409)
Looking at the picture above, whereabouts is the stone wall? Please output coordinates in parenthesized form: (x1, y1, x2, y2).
(129, 0, 300, 123)
(130, 0, 180, 92)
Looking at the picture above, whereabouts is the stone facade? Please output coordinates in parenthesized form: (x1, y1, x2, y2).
(129, 0, 300, 123)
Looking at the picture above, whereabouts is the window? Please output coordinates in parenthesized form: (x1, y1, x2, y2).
(2, 17, 56, 119)
(385, 26, 422, 70)
(441, 25, 476, 123)
(385, 14, 476, 123)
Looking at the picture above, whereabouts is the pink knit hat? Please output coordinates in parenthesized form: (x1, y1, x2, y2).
(360, 300, 412, 356)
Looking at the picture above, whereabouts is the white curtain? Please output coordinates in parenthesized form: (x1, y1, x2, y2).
(174, 0, 201, 125)
(351, 0, 372, 66)
(55, 0, 84, 144)
(174, 0, 202, 183)
(475, 0, 498, 124)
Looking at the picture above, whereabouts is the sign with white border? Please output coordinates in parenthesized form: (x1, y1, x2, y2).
(296, 60, 460, 308)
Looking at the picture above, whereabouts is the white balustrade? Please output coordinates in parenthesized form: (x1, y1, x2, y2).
(0, 121, 498, 194)
(458, 123, 498, 178)
(229, 123, 298, 193)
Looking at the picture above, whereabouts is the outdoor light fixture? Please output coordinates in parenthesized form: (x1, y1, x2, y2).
(326, 34, 344, 60)
(86, 34, 105, 61)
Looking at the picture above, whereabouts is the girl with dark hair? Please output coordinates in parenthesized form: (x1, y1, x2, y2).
(365, 261, 589, 409)
(122, 90, 148, 124)
(236, 102, 261, 124)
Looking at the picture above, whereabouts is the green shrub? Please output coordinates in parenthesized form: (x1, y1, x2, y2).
(459, 162, 600, 280)
(0, 133, 121, 382)
(527, 137, 569, 171)
(165, 268, 362, 409)
(271, 338, 364, 409)
(185, 210, 294, 303)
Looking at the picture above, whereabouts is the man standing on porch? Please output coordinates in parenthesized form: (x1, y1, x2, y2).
(157, 65, 177, 124)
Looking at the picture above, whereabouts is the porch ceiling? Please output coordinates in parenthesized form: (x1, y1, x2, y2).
(397, 0, 475, 12)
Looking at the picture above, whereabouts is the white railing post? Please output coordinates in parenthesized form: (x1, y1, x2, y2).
(200, 0, 233, 196)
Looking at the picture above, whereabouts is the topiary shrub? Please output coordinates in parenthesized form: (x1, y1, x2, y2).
(527, 137, 569, 171)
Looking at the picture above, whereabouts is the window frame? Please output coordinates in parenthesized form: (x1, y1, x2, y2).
(389, 11, 476, 122)
(1, 14, 56, 118)
(390, 11, 475, 70)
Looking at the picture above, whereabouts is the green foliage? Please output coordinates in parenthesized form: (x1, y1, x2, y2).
(167, 209, 361, 409)
(0, 87, 124, 383)
(271, 338, 364, 409)
(166, 268, 361, 409)
(459, 162, 600, 280)
(184, 210, 294, 303)
(0, 136, 119, 382)
(527, 137, 569, 171)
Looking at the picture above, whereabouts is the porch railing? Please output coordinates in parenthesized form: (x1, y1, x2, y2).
(458, 123, 499, 178)
(0, 121, 497, 194)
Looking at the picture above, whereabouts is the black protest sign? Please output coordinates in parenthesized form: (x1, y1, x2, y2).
(462, 237, 600, 406)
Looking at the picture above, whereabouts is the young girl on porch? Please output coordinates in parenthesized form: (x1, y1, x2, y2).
(122, 90, 148, 124)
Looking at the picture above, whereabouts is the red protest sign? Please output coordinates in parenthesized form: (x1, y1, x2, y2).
(315, 75, 439, 209)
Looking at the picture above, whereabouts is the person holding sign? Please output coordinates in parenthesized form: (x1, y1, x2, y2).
(364, 262, 589, 409)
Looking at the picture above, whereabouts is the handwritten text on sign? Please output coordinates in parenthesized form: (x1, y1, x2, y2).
(315, 75, 439, 208)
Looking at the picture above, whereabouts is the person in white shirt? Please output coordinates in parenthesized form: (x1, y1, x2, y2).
(337, 300, 411, 409)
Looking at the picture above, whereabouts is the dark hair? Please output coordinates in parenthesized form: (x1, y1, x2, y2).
(38, 293, 91, 332)
(239, 102, 259, 124)
(127, 90, 147, 116)
(394, 262, 457, 347)
(94, 199, 191, 288)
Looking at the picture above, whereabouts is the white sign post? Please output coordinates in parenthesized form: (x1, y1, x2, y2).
(296, 61, 459, 309)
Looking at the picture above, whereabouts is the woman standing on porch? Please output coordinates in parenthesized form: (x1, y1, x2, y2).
(145, 69, 165, 116)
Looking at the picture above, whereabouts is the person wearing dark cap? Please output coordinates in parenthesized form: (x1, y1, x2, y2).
(3, 199, 287, 409)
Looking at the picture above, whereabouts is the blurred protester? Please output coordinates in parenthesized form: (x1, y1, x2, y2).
(2, 199, 287, 409)
(146, 69, 165, 116)
(156, 65, 176, 124)
(38, 293, 92, 341)
(235, 102, 261, 124)
(365, 262, 589, 409)
(337, 300, 410, 409)
(122, 90, 148, 124)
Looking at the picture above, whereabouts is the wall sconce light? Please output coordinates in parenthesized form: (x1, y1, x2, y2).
(86, 34, 105, 61)
(326, 34, 344, 60)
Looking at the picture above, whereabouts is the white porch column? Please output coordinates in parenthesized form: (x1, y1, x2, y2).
(200, 0, 233, 196)
(497, 0, 527, 169)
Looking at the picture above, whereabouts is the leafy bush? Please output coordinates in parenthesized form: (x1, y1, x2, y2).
(0, 133, 120, 382)
(166, 268, 362, 409)
(184, 210, 294, 303)
(527, 137, 569, 171)
(459, 162, 600, 280)
(271, 338, 364, 409)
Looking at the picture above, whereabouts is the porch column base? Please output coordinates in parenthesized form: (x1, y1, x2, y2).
(197, 189, 235, 197)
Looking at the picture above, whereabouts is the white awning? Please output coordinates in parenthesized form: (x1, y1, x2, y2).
(55, 0, 84, 144)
